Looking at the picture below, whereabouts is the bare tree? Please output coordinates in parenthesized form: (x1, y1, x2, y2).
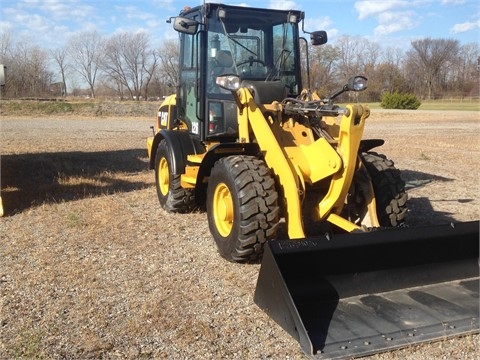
(157, 39, 179, 88)
(307, 44, 341, 95)
(102, 32, 157, 100)
(143, 49, 159, 100)
(382, 46, 405, 69)
(0, 30, 12, 97)
(449, 43, 480, 96)
(336, 35, 367, 78)
(408, 38, 460, 99)
(50, 46, 69, 96)
(0, 36, 52, 97)
(369, 46, 407, 98)
(101, 33, 129, 98)
(0, 30, 12, 58)
(68, 30, 104, 98)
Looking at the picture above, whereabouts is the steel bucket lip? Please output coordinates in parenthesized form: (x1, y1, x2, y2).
(254, 220, 480, 358)
(268, 220, 480, 255)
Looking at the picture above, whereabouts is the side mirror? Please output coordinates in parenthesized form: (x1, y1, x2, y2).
(347, 76, 368, 92)
(324, 75, 368, 102)
(310, 31, 327, 46)
(173, 16, 199, 35)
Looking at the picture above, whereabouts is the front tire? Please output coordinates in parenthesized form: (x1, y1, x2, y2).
(155, 139, 195, 213)
(361, 151, 408, 227)
(207, 155, 279, 263)
(345, 152, 407, 228)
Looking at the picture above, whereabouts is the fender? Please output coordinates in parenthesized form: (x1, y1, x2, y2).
(194, 142, 262, 205)
(359, 139, 384, 153)
(149, 130, 204, 174)
(197, 142, 261, 178)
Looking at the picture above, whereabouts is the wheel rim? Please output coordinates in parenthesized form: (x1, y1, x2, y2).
(158, 157, 169, 196)
(213, 182, 234, 237)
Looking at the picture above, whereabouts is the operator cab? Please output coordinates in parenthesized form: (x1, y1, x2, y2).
(171, 3, 323, 141)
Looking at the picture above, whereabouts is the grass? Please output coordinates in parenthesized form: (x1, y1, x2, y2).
(0, 100, 93, 114)
(418, 100, 480, 111)
(0, 99, 158, 117)
(1, 99, 478, 118)
(419, 152, 431, 161)
(66, 211, 85, 227)
(12, 329, 43, 359)
(366, 100, 480, 111)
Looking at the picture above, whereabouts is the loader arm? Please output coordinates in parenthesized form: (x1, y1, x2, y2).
(236, 87, 306, 239)
(237, 86, 370, 234)
(318, 104, 370, 232)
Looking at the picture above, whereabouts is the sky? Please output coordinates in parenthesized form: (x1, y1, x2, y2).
(0, 0, 479, 50)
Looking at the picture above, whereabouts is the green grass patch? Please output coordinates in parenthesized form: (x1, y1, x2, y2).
(0, 99, 158, 117)
(418, 100, 479, 111)
(365, 100, 479, 111)
(335, 101, 479, 111)
(0, 100, 96, 115)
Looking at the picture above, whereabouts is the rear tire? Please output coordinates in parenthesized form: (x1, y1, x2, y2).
(361, 151, 408, 227)
(207, 155, 279, 263)
(155, 139, 195, 213)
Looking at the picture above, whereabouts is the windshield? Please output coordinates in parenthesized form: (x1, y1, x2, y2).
(206, 7, 301, 96)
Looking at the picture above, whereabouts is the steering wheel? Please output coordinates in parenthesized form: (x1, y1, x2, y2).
(236, 58, 267, 67)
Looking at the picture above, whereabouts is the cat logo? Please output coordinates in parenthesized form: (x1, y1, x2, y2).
(158, 111, 168, 127)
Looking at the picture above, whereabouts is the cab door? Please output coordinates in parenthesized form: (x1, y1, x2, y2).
(177, 12, 204, 139)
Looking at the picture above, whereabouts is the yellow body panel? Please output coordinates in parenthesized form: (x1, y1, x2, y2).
(181, 154, 204, 188)
(156, 94, 177, 131)
(238, 88, 306, 239)
(236, 88, 370, 235)
(146, 136, 154, 160)
(298, 139, 341, 183)
(318, 105, 369, 221)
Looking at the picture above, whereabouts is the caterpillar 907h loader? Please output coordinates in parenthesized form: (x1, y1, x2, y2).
(147, 3, 479, 358)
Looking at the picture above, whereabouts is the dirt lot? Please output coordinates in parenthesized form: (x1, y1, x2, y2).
(1, 109, 479, 359)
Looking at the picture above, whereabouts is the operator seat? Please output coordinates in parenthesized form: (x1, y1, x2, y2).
(214, 50, 234, 74)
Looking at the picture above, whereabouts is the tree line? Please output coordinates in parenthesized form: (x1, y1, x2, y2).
(0, 30, 178, 100)
(307, 36, 479, 101)
(1, 29, 478, 101)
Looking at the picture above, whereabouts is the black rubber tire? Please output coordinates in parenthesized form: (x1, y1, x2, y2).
(154, 139, 195, 213)
(360, 151, 408, 227)
(207, 155, 279, 263)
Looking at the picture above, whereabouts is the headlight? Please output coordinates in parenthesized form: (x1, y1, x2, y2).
(216, 75, 240, 91)
(348, 76, 368, 92)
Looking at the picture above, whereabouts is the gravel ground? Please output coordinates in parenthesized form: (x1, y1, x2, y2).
(0, 109, 479, 359)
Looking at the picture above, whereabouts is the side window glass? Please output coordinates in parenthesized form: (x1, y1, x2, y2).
(182, 33, 196, 69)
(273, 23, 295, 71)
(207, 33, 233, 93)
(179, 31, 200, 135)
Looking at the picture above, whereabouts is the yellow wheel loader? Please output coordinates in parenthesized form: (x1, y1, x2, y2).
(147, 3, 479, 358)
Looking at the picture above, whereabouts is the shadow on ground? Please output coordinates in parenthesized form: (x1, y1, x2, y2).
(1, 149, 151, 215)
(2, 157, 473, 227)
(401, 169, 474, 227)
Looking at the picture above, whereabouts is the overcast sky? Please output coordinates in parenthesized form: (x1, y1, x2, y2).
(1, 0, 479, 49)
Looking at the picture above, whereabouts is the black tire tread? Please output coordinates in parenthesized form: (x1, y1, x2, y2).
(155, 140, 195, 213)
(361, 151, 408, 227)
(208, 155, 279, 263)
